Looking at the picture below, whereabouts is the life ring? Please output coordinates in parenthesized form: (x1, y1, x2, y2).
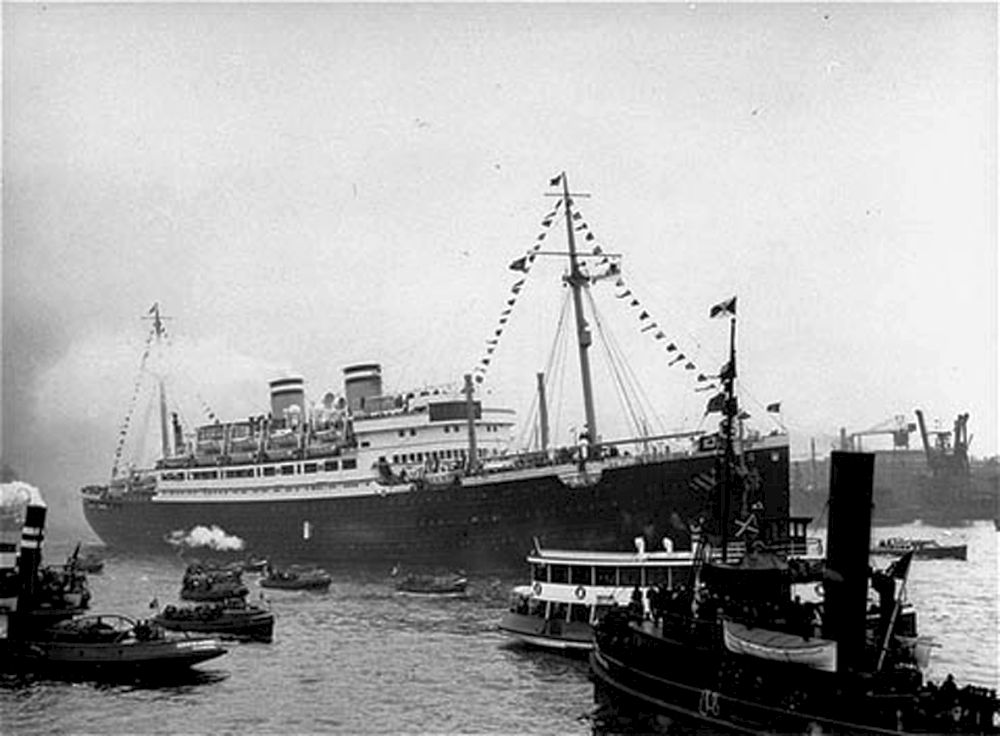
(532, 582, 542, 596)
(574, 585, 586, 600)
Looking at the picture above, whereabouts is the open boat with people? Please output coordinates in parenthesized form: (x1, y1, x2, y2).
(260, 565, 331, 591)
(80, 175, 793, 572)
(152, 598, 275, 642)
(395, 572, 468, 598)
(180, 562, 249, 601)
(588, 309, 998, 734)
(871, 536, 967, 561)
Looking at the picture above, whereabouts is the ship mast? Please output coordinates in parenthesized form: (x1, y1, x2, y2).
(558, 173, 599, 458)
(719, 312, 737, 563)
(149, 303, 171, 460)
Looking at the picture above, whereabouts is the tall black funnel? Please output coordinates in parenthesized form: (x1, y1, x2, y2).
(822, 451, 874, 675)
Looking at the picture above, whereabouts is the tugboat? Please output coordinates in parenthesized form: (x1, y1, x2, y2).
(260, 564, 331, 591)
(152, 597, 275, 642)
(588, 306, 999, 734)
(0, 482, 228, 677)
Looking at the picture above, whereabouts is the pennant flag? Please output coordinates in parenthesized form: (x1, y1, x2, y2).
(499, 317, 508, 324)
(486, 346, 495, 354)
(738, 410, 751, 420)
(615, 277, 625, 287)
(486, 338, 499, 345)
(719, 361, 736, 381)
(511, 281, 524, 294)
(639, 311, 650, 320)
(475, 374, 484, 383)
(572, 212, 582, 221)
(615, 290, 632, 299)
(654, 331, 666, 339)
(641, 323, 657, 333)
(575, 224, 588, 231)
(541, 219, 553, 227)
(710, 296, 737, 319)
(481, 357, 490, 365)
(550, 174, 563, 186)
(697, 374, 708, 382)
(684, 362, 695, 370)
(501, 308, 512, 316)
(495, 328, 503, 336)
(888, 550, 914, 580)
(630, 299, 640, 307)
(705, 393, 726, 414)
(507, 298, 516, 306)
(509, 256, 528, 272)
(592, 246, 603, 255)
(537, 232, 546, 241)
(668, 354, 685, 367)
(585, 233, 595, 241)
(766, 402, 782, 413)
(666, 343, 678, 352)
(695, 383, 718, 392)
(530, 244, 541, 253)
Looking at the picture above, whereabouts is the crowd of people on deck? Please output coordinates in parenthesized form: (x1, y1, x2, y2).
(636, 583, 823, 641)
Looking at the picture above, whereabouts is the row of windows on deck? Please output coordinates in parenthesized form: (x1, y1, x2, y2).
(532, 563, 683, 587)
(398, 424, 505, 438)
(162, 458, 358, 482)
(391, 447, 499, 465)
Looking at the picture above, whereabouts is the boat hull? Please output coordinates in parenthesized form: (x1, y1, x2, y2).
(82, 444, 790, 572)
(152, 612, 275, 642)
(1, 637, 227, 676)
(498, 613, 593, 651)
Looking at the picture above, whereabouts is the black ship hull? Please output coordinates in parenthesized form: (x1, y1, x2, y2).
(83, 443, 790, 572)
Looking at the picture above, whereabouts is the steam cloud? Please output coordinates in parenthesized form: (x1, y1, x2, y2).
(166, 524, 245, 551)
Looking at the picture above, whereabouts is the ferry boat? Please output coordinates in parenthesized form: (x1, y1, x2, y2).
(500, 530, 822, 653)
(81, 175, 792, 572)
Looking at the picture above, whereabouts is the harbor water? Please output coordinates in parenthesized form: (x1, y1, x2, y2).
(2, 522, 996, 735)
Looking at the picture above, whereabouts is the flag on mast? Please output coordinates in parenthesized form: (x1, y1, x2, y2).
(710, 296, 737, 319)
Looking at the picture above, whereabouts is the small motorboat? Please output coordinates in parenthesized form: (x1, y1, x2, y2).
(3, 614, 227, 676)
(259, 565, 331, 591)
(870, 537, 967, 561)
(152, 599, 275, 642)
(395, 573, 468, 598)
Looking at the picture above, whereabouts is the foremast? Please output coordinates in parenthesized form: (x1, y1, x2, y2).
(718, 308, 737, 563)
(556, 173, 599, 458)
(150, 303, 170, 462)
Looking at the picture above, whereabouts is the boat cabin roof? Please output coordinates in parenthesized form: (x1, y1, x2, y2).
(528, 547, 695, 568)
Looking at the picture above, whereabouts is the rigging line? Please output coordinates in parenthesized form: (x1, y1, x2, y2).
(620, 269, 720, 372)
(590, 286, 673, 438)
(585, 289, 648, 439)
(736, 380, 786, 433)
(549, 291, 574, 447)
(514, 289, 572, 450)
(588, 282, 666, 434)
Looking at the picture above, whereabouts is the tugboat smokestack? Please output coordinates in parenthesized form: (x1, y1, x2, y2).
(822, 450, 874, 674)
(16, 487, 47, 615)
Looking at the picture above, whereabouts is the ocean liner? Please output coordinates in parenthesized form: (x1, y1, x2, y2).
(81, 175, 791, 571)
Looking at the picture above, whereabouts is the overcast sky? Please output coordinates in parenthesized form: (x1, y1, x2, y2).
(2, 3, 996, 532)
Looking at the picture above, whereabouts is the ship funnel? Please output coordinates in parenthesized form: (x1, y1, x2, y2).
(343, 363, 383, 413)
(822, 451, 874, 675)
(15, 485, 47, 620)
(269, 377, 305, 420)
